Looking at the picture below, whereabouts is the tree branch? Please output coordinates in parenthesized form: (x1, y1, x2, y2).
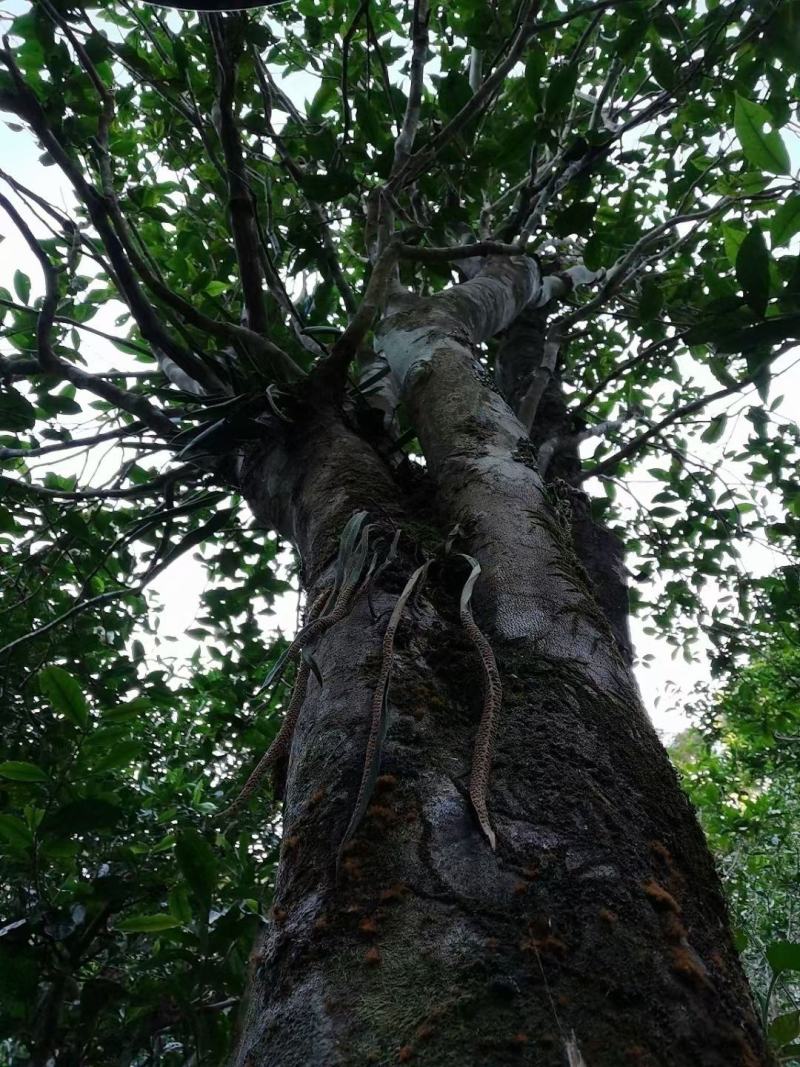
(0, 423, 148, 462)
(206, 13, 269, 339)
(0, 191, 177, 438)
(391, 0, 430, 175)
(582, 348, 794, 481)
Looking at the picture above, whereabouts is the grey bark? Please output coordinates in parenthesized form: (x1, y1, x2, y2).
(231, 270, 766, 1066)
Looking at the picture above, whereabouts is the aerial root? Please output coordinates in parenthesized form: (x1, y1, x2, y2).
(215, 511, 379, 824)
(337, 560, 430, 874)
(459, 554, 502, 850)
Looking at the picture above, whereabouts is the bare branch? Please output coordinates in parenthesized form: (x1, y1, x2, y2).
(392, 0, 430, 175)
(398, 240, 523, 263)
(390, 0, 538, 192)
(315, 241, 402, 391)
(341, 0, 371, 145)
(0, 423, 148, 462)
(537, 416, 629, 479)
(251, 51, 358, 316)
(573, 331, 689, 415)
(206, 13, 269, 339)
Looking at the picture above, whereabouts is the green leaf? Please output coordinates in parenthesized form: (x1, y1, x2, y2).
(204, 280, 230, 297)
(300, 170, 355, 202)
(770, 1011, 800, 1047)
(0, 761, 48, 782)
(168, 884, 193, 924)
(736, 224, 770, 317)
(639, 280, 664, 322)
(38, 666, 89, 729)
(175, 829, 217, 911)
(552, 201, 596, 237)
(771, 196, 800, 247)
(767, 941, 800, 973)
(0, 388, 36, 431)
(721, 222, 747, 268)
(650, 44, 675, 91)
(93, 741, 143, 773)
(43, 799, 122, 836)
(544, 64, 578, 117)
(524, 46, 546, 108)
(0, 814, 34, 850)
(13, 269, 30, 304)
(117, 913, 181, 934)
(734, 95, 790, 175)
(701, 413, 728, 444)
(102, 697, 153, 723)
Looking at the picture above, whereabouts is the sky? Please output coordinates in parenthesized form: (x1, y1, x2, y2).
(1, 4, 798, 738)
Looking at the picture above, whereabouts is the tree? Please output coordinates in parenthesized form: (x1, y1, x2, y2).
(0, 0, 799, 1063)
(672, 640, 800, 1065)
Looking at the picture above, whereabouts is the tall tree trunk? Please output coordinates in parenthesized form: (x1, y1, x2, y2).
(231, 282, 766, 1065)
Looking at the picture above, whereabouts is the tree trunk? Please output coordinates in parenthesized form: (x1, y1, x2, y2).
(230, 285, 767, 1065)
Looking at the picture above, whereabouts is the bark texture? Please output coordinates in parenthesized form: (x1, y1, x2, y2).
(231, 280, 766, 1066)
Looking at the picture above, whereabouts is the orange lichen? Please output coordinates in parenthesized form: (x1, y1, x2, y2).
(520, 935, 566, 957)
(398, 1046, 414, 1062)
(599, 908, 618, 925)
(339, 856, 362, 880)
(364, 946, 381, 966)
(649, 840, 673, 865)
(367, 803, 396, 823)
(415, 1024, 434, 1042)
(308, 787, 326, 807)
(642, 879, 680, 913)
(376, 774, 398, 791)
(661, 912, 688, 944)
(670, 945, 709, 986)
(359, 916, 379, 936)
(379, 883, 407, 903)
(511, 1033, 529, 1045)
(625, 1047, 647, 1062)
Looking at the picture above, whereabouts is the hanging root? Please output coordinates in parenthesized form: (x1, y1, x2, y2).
(215, 512, 390, 825)
(459, 555, 502, 850)
(215, 658, 315, 824)
(337, 561, 429, 874)
(255, 511, 371, 697)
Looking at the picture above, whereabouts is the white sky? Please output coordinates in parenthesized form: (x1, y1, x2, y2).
(1, 6, 798, 738)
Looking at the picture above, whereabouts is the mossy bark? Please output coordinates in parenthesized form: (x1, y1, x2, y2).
(233, 496, 764, 1067)
(232, 292, 767, 1065)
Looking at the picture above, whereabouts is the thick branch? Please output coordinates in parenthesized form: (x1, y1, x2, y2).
(391, 0, 430, 174)
(207, 13, 269, 339)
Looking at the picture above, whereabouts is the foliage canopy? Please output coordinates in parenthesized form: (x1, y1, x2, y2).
(0, 0, 799, 1061)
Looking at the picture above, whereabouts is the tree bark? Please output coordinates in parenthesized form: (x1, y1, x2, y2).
(231, 290, 767, 1066)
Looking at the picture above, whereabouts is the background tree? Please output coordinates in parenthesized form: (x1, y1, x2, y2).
(672, 639, 800, 1066)
(1, 0, 799, 1064)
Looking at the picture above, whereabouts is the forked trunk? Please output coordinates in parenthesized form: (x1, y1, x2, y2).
(230, 288, 766, 1065)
